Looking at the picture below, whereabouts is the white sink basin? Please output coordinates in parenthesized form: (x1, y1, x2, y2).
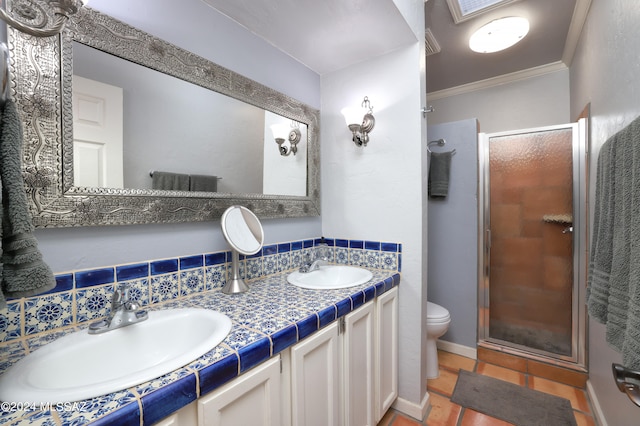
(287, 265, 373, 290)
(0, 308, 232, 403)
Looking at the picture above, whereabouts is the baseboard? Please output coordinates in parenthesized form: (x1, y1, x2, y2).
(586, 380, 608, 426)
(392, 391, 431, 421)
(437, 340, 477, 360)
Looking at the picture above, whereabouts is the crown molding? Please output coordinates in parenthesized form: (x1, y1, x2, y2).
(427, 61, 568, 100)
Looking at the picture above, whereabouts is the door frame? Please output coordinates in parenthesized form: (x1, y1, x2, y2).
(477, 120, 588, 370)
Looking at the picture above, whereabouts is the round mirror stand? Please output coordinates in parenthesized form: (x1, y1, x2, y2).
(220, 206, 264, 295)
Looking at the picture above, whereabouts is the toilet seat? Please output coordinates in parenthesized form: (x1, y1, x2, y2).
(427, 302, 450, 323)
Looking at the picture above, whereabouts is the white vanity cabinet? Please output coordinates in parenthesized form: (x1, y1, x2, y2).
(198, 356, 282, 426)
(291, 286, 399, 426)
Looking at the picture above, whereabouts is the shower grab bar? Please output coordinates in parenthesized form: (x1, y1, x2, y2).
(613, 363, 640, 407)
(427, 138, 456, 155)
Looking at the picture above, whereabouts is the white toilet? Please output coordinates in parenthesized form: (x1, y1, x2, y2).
(426, 301, 451, 379)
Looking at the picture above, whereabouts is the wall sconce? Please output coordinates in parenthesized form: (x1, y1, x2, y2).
(341, 96, 376, 147)
(0, 0, 88, 37)
(270, 121, 302, 156)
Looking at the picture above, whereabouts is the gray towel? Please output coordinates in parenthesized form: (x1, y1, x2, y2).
(0, 100, 56, 308)
(587, 115, 640, 369)
(152, 171, 190, 190)
(428, 151, 453, 198)
(189, 174, 218, 192)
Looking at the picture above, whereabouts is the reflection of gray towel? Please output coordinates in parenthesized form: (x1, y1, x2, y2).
(428, 151, 453, 198)
(0, 100, 56, 308)
(587, 115, 640, 369)
(152, 171, 189, 190)
(189, 174, 218, 192)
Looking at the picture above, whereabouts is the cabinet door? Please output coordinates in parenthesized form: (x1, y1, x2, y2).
(198, 356, 281, 426)
(344, 302, 375, 426)
(291, 321, 340, 426)
(375, 287, 399, 422)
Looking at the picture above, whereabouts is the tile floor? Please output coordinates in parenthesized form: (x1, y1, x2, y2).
(378, 350, 597, 426)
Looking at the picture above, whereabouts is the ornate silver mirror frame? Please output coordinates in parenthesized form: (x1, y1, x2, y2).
(8, 5, 320, 227)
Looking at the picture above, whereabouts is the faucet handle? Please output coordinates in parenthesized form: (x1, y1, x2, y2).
(111, 283, 130, 307)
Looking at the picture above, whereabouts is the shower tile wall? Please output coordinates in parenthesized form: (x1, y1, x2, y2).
(489, 128, 574, 355)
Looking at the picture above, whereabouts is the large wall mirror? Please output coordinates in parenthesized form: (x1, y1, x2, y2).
(8, 5, 320, 227)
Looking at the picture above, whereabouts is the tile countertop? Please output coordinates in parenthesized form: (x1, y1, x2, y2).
(0, 268, 400, 426)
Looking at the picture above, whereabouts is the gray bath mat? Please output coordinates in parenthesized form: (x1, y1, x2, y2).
(451, 370, 577, 426)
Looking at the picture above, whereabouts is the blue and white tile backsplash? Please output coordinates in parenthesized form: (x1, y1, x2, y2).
(0, 237, 401, 344)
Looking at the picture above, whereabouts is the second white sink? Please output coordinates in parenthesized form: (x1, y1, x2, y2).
(287, 265, 373, 290)
(0, 308, 232, 403)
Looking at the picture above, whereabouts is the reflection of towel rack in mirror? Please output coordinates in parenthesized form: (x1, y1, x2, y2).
(427, 139, 456, 155)
(149, 170, 222, 180)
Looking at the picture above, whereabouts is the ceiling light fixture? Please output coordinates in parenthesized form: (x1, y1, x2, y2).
(0, 0, 88, 37)
(469, 16, 529, 53)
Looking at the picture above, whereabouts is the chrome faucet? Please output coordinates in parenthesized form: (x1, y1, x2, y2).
(88, 283, 148, 334)
(299, 258, 328, 273)
(299, 240, 331, 273)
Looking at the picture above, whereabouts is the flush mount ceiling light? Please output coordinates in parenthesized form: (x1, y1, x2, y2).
(469, 16, 529, 53)
(0, 0, 88, 37)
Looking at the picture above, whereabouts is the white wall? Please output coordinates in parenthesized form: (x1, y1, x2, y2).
(34, 0, 322, 274)
(321, 13, 428, 417)
(427, 69, 571, 133)
(570, 0, 640, 423)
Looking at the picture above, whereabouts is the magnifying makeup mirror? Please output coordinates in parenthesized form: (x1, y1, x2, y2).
(220, 206, 264, 294)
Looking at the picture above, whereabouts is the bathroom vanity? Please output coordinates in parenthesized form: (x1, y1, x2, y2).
(0, 267, 399, 425)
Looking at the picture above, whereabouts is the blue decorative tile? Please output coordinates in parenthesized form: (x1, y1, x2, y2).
(303, 239, 314, 248)
(180, 255, 203, 270)
(76, 284, 113, 324)
(336, 298, 352, 318)
(365, 241, 380, 251)
(318, 306, 337, 328)
(0, 301, 21, 342)
(335, 239, 349, 248)
(205, 252, 226, 266)
(349, 240, 364, 249)
(380, 251, 398, 270)
(136, 368, 193, 397)
(224, 326, 266, 350)
(140, 373, 197, 426)
(350, 291, 365, 309)
(0, 341, 25, 374)
(238, 337, 271, 372)
(291, 241, 303, 251)
(290, 250, 304, 269)
(42, 273, 73, 295)
(124, 278, 150, 306)
(277, 252, 291, 272)
(199, 353, 239, 396)
(277, 243, 291, 253)
(188, 344, 234, 371)
(245, 257, 263, 280)
(296, 314, 318, 340)
(91, 401, 140, 426)
(180, 269, 204, 296)
(382, 242, 399, 252)
(363, 286, 376, 303)
(262, 255, 278, 276)
(205, 265, 226, 290)
(272, 324, 297, 354)
(55, 389, 138, 425)
(335, 248, 349, 264)
(150, 259, 178, 275)
(263, 244, 277, 256)
(116, 263, 149, 282)
(363, 250, 380, 268)
(398, 253, 402, 271)
(75, 268, 115, 288)
(24, 292, 73, 335)
(150, 273, 179, 304)
(349, 249, 365, 267)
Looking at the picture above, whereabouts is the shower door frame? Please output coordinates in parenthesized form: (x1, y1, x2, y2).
(477, 120, 588, 370)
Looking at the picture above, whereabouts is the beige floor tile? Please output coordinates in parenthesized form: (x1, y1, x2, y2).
(460, 409, 513, 426)
(438, 350, 476, 373)
(476, 361, 526, 386)
(528, 376, 591, 413)
(427, 368, 459, 397)
(426, 392, 462, 426)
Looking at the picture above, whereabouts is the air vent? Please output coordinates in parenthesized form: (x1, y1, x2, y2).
(425, 28, 441, 56)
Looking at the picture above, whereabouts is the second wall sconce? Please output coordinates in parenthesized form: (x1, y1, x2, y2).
(270, 121, 302, 156)
(341, 96, 376, 147)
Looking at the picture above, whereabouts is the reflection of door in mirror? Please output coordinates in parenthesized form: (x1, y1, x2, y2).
(72, 75, 124, 188)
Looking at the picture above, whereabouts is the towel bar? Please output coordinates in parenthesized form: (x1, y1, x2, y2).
(149, 170, 222, 179)
(427, 138, 456, 155)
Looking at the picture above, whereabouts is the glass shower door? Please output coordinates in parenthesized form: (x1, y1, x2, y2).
(478, 122, 587, 366)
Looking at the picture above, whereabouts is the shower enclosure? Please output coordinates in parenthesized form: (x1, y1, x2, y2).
(478, 121, 588, 368)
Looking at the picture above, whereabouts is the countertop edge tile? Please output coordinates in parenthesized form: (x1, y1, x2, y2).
(199, 352, 240, 396)
(140, 373, 198, 426)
